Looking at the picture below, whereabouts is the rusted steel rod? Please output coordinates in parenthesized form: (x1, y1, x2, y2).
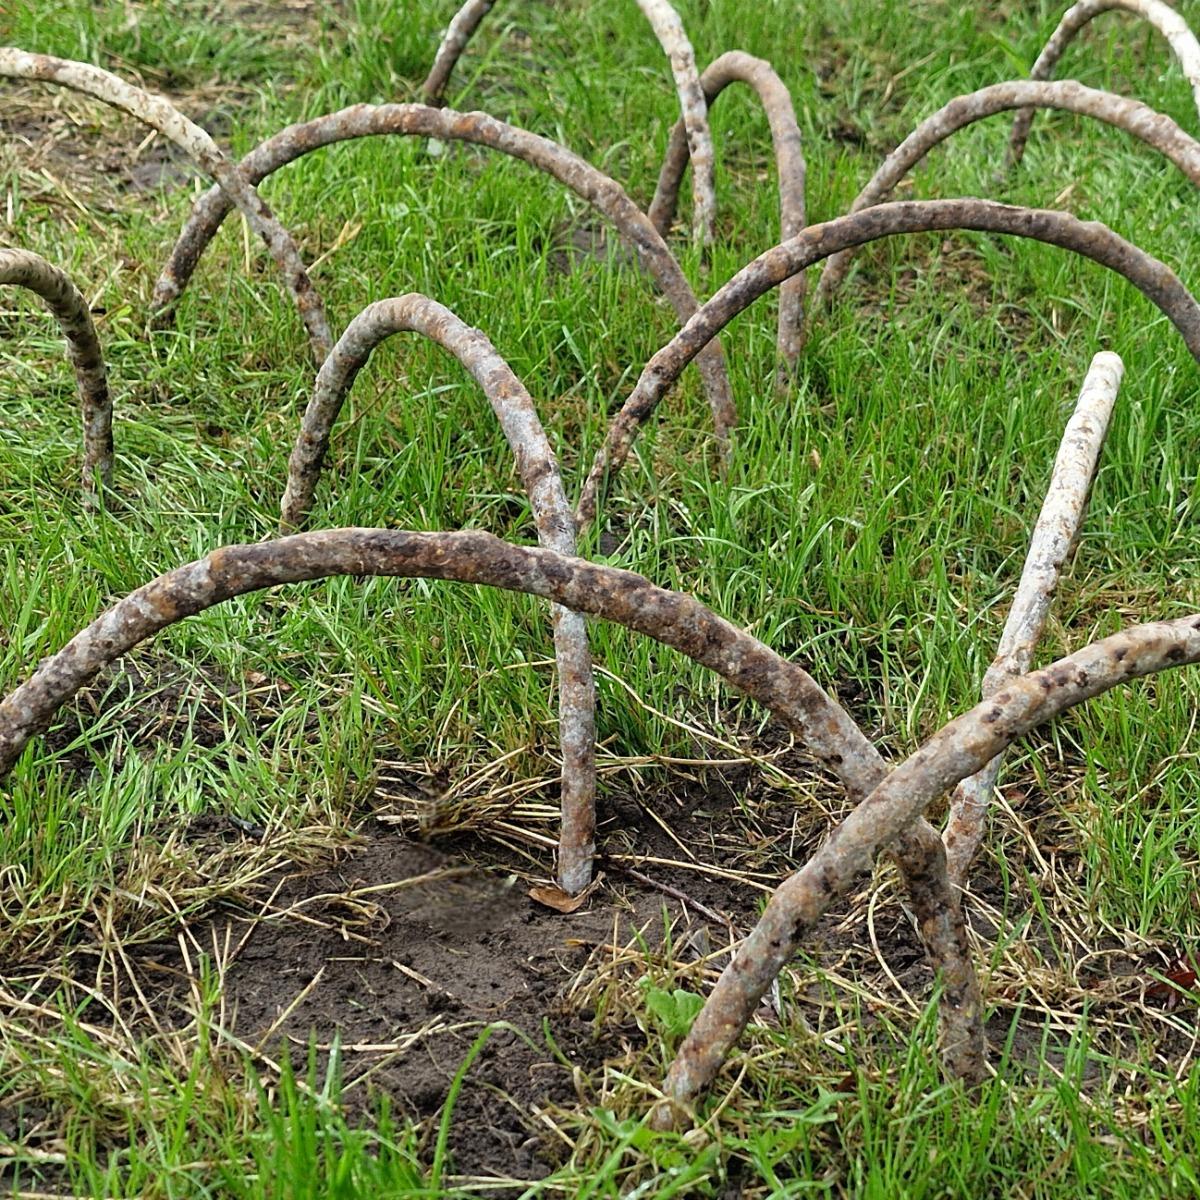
(1007, 0, 1200, 173)
(279, 294, 597, 894)
(943, 351, 1123, 887)
(816, 80, 1200, 307)
(658, 609, 1200, 1122)
(422, 0, 499, 106)
(0, 48, 331, 361)
(150, 102, 735, 447)
(0, 249, 112, 499)
(636, 0, 716, 247)
(649, 50, 807, 373)
(3, 530, 1196, 1114)
(578, 198, 1200, 528)
(0, 528, 944, 796)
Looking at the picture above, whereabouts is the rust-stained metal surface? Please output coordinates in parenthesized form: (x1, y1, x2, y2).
(817, 80, 1200, 307)
(0, 248, 112, 499)
(2, 529, 1198, 1119)
(149, 102, 735, 448)
(657, 609, 1200, 1123)
(422, 0, 498, 106)
(0, 526, 912, 797)
(636, 0, 716, 248)
(279, 296, 597, 894)
(0, 48, 331, 362)
(577, 198, 1200, 528)
(1007, 0, 1200, 173)
(943, 352, 1124, 886)
(648, 50, 807, 374)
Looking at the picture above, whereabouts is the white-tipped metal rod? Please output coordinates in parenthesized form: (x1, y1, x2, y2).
(0, 249, 113, 500)
(0, 47, 332, 362)
(636, 0, 716, 248)
(943, 351, 1124, 886)
(1006, 0, 1200, 173)
(280, 295, 597, 895)
(422, 0, 499, 106)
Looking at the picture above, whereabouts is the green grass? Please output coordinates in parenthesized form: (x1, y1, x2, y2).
(2, 0, 1200, 1194)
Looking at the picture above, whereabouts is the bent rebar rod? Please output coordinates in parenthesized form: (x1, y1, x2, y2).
(0, 510, 975, 1082)
(648, 50, 807, 372)
(150, 103, 736, 446)
(0, 529, 880, 789)
(0, 249, 112, 498)
(578, 198, 1200, 528)
(636, 0, 716, 247)
(0, 48, 332, 361)
(1007, 0, 1200, 173)
(942, 351, 1123, 887)
(422, 0, 499, 106)
(1, 531, 1196, 1109)
(279, 295, 597, 894)
(816, 80, 1200, 307)
(658, 609, 1200, 1122)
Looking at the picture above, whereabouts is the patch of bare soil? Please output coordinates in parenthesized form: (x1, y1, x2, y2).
(4, 737, 1197, 1192)
(127, 773, 809, 1185)
(0, 83, 240, 206)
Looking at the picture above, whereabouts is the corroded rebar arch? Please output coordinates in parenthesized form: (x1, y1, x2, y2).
(279, 294, 597, 894)
(0, 48, 332, 362)
(578, 198, 1200, 526)
(648, 50, 807, 373)
(0, 529, 841, 787)
(658, 608, 1200, 1122)
(150, 103, 735, 446)
(1, 529, 1195, 1115)
(0, 249, 112, 499)
(1007, 0, 1200, 172)
(816, 80, 1200, 307)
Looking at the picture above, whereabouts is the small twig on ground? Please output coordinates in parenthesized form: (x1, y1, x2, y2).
(0, 248, 112, 498)
(281, 295, 597, 894)
(0, 48, 331, 360)
(577, 198, 1200, 527)
(943, 351, 1124, 887)
(815, 80, 1200, 309)
(605, 859, 736, 930)
(648, 50, 807, 374)
(1005, 0, 1200, 174)
(636, 0, 716, 247)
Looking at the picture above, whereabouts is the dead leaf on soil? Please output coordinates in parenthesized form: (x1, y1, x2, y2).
(529, 873, 604, 913)
(1142, 956, 1198, 1010)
